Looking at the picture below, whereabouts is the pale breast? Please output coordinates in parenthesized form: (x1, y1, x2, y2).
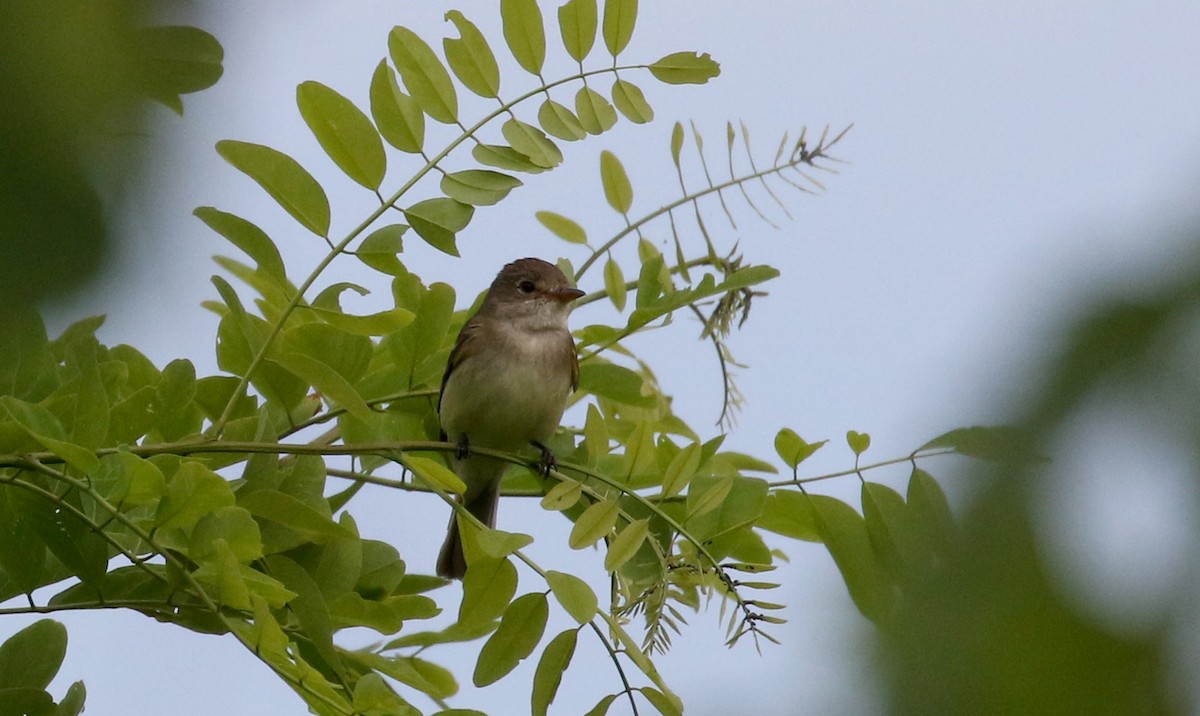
(439, 326, 574, 452)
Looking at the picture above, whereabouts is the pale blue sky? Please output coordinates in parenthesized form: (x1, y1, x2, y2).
(25, 1, 1200, 713)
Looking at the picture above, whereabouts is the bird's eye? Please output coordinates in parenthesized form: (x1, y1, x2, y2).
(517, 279, 537, 294)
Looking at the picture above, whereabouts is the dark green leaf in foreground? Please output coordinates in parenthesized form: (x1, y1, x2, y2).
(0, 619, 67, 691)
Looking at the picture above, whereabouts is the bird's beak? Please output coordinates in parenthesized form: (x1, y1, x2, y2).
(549, 286, 586, 303)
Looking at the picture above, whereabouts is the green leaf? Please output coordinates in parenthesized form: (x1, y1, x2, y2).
(670, 121, 684, 167)
(441, 170, 522, 206)
(537, 98, 587, 141)
(0, 486, 49, 593)
(532, 629, 578, 716)
(357, 224, 407, 275)
(6, 487, 106, 589)
(155, 461, 236, 532)
(808, 494, 894, 624)
(57, 680, 87, 716)
(601, 0, 638, 56)
(501, 0, 546, 75)
(477, 528, 535, 559)
(131, 25, 224, 111)
(350, 653, 456, 702)
(919, 425, 1044, 462)
(861, 481, 918, 578)
(191, 506, 264, 564)
(62, 338, 108, 447)
(758, 490, 820, 542)
(661, 442, 701, 498)
(604, 518, 649, 572)
(599, 150, 633, 214)
(0, 397, 98, 473)
(907, 468, 956, 552)
(472, 143, 549, 174)
(583, 403, 609, 464)
(443, 10, 501, 98)
(388, 26, 458, 123)
(267, 351, 373, 423)
(403, 198, 474, 257)
(297, 80, 387, 190)
(239, 489, 355, 543)
(0, 620, 66, 690)
(602, 257, 627, 311)
(459, 556, 518, 627)
(215, 140, 330, 237)
(635, 241, 665, 309)
(569, 499, 619, 549)
(502, 118, 562, 168)
(545, 570, 597, 623)
(264, 555, 343, 674)
(686, 475, 769, 542)
(687, 475, 732, 519)
(720, 263, 781, 291)
(540, 480, 583, 511)
(584, 694, 618, 716)
(330, 593, 438, 634)
(352, 673, 418, 716)
(535, 211, 587, 245)
(773, 428, 827, 469)
(282, 321, 373, 384)
(194, 207, 288, 284)
(405, 455, 467, 495)
(557, 0, 597, 62)
(611, 79, 653, 123)
(640, 687, 683, 716)
(474, 592, 549, 686)
(648, 51, 721, 84)
(311, 305, 415, 337)
(575, 86, 617, 135)
(370, 60, 425, 154)
(846, 430, 871, 456)
(0, 688, 54, 714)
(577, 363, 653, 406)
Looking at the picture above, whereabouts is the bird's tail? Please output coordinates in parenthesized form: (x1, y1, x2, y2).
(436, 458, 504, 579)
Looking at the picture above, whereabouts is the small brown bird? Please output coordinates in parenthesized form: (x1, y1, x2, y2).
(435, 258, 584, 579)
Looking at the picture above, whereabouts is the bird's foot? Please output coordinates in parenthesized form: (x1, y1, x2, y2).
(455, 434, 471, 460)
(531, 440, 557, 477)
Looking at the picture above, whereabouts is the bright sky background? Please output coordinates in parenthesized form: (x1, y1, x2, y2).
(21, 1, 1200, 714)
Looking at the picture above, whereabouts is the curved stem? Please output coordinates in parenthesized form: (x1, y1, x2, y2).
(766, 448, 958, 488)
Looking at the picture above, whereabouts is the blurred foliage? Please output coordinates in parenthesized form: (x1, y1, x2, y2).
(0, 1, 222, 305)
(876, 240, 1200, 715)
(0, 620, 84, 716)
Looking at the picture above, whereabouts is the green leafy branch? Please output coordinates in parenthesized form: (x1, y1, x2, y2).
(201, 4, 720, 440)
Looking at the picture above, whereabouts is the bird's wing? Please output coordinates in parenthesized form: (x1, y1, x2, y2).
(438, 316, 483, 415)
(565, 330, 579, 393)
